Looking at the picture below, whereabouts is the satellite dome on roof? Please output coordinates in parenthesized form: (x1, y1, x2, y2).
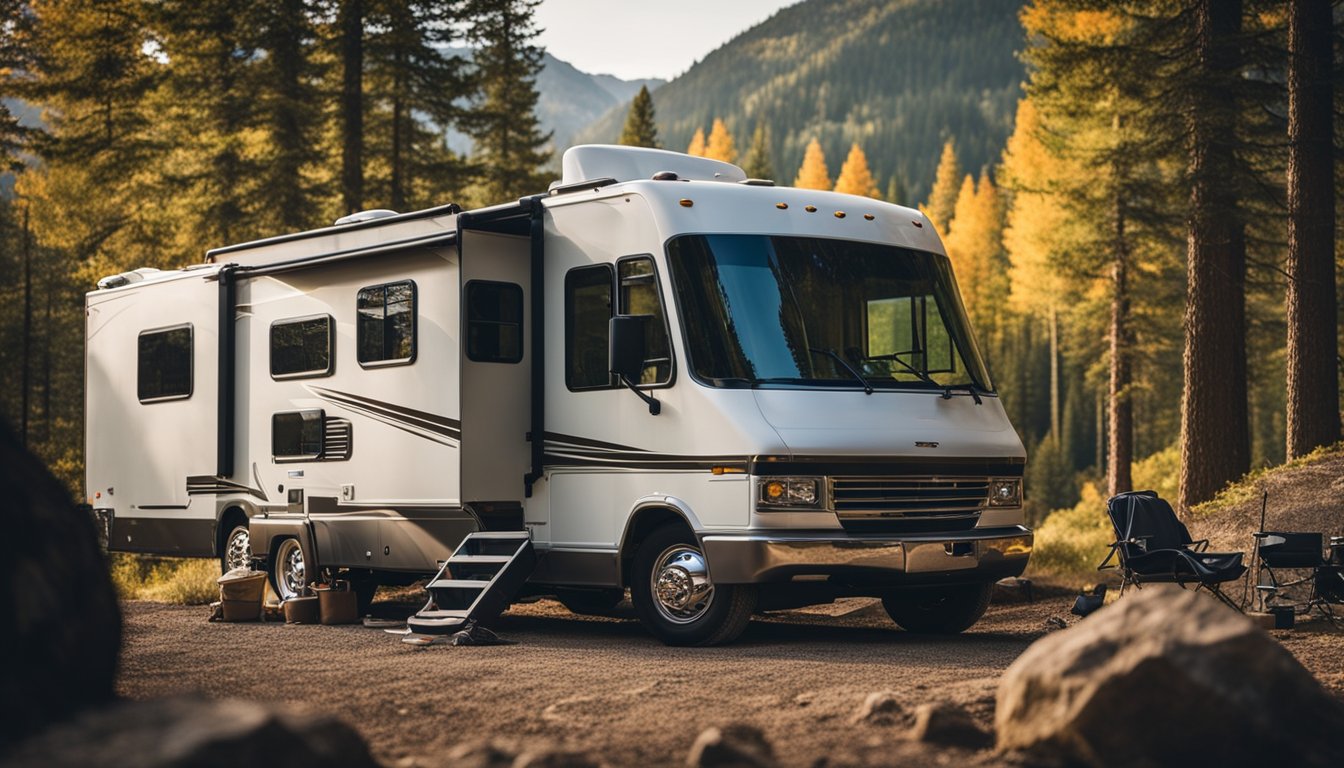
(561, 144, 746, 186)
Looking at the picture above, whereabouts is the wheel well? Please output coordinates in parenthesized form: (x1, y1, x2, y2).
(215, 506, 249, 558)
(620, 506, 693, 586)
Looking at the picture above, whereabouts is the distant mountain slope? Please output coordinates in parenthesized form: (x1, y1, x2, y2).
(573, 0, 1024, 203)
(535, 53, 663, 151)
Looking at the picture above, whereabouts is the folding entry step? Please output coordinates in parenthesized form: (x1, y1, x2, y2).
(406, 532, 536, 635)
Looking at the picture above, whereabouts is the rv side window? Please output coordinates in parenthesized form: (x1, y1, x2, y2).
(137, 325, 193, 403)
(270, 315, 335, 379)
(617, 256, 673, 386)
(465, 281, 523, 364)
(272, 410, 325, 461)
(565, 264, 614, 390)
(357, 281, 416, 367)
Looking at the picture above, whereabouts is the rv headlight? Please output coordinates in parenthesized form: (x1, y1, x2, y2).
(988, 479, 1021, 507)
(758, 477, 823, 509)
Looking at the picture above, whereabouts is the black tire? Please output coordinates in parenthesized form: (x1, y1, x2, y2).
(881, 582, 994, 634)
(629, 523, 756, 646)
(556, 588, 625, 616)
(270, 537, 308, 602)
(220, 522, 252, 575)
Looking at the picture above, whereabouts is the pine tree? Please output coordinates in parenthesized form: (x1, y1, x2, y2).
(0, 0, 31, 171)
(1283, 0, 1338, 458)
(365, 0, 469, 211)
(885, 172, 905, 206)
(923, 139, 962, 234)
(833, 142, 880, 198)
(337, 0, 364, 214)
(464, 0, 552, 202)
(254, 0, 321, 232)
(703, 117, 736, 163)
(792, 137, 830, 190)
(618, 85, 659, 148)
(742, 122, 773, 179)
(686, 127, 705, 157)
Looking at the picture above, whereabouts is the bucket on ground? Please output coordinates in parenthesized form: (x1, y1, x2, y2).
(313, 581, 359, 625)
(217, 568, 267, 622)
(283, 595, 320, 624)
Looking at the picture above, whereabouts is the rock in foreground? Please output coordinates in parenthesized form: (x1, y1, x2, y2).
(996, 585, 1344, 767)
(686, 724, 774, 767)
(3, 697, 377, 768)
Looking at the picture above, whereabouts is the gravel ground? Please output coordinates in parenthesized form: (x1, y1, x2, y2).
(116, 592, 1344, 767)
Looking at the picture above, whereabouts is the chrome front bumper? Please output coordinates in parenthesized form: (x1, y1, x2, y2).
(699, 526, 1032, 584)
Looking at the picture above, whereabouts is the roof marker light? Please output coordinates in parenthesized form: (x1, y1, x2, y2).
(864, 214, 875, 221)
(912, 220, 924, 228)
(679, 198, 694, 208)
(776, 202, 788, 210)
(834, 211, 846, 219)
(804, 205, 817, 213)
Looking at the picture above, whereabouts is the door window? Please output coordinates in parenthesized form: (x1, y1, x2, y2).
(565, 265, 614, 390)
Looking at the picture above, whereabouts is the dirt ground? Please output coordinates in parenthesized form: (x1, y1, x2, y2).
(114, 590, 1344, 767)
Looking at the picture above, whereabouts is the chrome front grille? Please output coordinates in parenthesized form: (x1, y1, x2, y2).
(830, 477, 988, 533)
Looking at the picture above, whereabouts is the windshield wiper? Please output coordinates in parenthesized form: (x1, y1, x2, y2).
(864, 352, 946, 395)
(809, 348, 873, 395)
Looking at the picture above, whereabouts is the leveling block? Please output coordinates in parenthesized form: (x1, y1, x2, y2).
(393, 531, 536, 647)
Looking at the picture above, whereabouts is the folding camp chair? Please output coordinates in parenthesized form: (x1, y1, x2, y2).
(1099, 491, 1247, 611)
(1254, 531, 1341, 626)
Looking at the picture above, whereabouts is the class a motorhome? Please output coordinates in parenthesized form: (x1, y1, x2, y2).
(85, 144, 1032, 646)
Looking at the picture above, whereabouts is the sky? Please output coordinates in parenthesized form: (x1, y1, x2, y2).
(533, 0, 800, 82)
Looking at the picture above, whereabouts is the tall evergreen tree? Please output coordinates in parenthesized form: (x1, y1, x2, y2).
(742, 121, 773, 179)
(618, 85, 659, 148)
(704, 117, 736, 163)
(1283, 0, 1338, 458)
(364, 0, 469, 211)
(792, 137, 830, 190)
(885, 172, 905, 206)
(464, 0, 551, 202)
(337, 0, 364, 214)
(0, 0, 32, 171)
(1179, 0, 1250, 508)
(255, 0, 321, 232)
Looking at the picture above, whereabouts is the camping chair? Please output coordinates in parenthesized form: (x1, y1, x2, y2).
(1254, 531, 1341, 626)
(1099, 490, 1247, 611)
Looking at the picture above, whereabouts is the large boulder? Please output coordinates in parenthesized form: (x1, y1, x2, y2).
(2, 697, 377, 768)
(996, 585, 1344, 767)
(0, 425, 121, 749)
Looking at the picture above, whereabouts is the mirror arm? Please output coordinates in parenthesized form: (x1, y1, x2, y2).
(620, 375, 661, 415)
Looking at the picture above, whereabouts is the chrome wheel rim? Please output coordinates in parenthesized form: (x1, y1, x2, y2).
(651, 544, 714, 624)
(223, 526, 252, 572)
(276, 539, 306, 600)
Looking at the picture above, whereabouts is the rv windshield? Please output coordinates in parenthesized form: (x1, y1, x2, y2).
(666, 234, 993, 391)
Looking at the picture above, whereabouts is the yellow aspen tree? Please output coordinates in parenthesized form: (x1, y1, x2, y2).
(941, 174, 978, 280)
(686, 127, 706, 157)
(704, 118, 737, 163)
(920, 139, 962, 236)
(833, 142, 881, 198)
(793, 137, 832, 190)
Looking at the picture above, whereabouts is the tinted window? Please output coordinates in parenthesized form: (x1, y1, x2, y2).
(270, 316, 334, 378)
(617, 257, 672, 385)
(137, 325, 192, 402)
(466, 281, 523, 364)
(357, 281, 416, 366)
(272, 410, 324, 460)
(565, 265, 613, 390)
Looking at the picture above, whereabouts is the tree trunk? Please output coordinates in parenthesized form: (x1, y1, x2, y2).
(339, 0, 363, 215)
(20, 205, 31, 447)
(1285, 0, 1338, 458)
(1107, 191, 1133, 498)
(1179, 0, 1249, 510)
(1049, 305, 1060, 440)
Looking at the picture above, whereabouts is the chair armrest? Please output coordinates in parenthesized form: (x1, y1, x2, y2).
(1098, 542, 1121, 571)
(1189, 538, 1210, 552)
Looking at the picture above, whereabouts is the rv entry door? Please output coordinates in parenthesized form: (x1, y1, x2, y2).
(458, 229, 531, 526)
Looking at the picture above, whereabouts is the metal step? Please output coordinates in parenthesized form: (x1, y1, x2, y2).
(405, 531, 536, 635)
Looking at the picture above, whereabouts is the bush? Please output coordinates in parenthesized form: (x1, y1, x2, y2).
(108, 553, 220, 605)
(1027, 482, 1113, 579)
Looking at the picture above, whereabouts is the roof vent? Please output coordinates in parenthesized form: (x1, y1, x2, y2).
(334, 209, 399, 226)
(96, 268, 161, 290)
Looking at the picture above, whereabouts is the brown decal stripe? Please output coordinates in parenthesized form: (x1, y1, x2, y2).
(186, 474, 269, 501)
(543, 432, 748, 471)
(309, 386, 461, 445)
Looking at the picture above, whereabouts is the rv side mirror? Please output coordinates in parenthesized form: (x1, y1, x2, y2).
(609, 315, 648, 382)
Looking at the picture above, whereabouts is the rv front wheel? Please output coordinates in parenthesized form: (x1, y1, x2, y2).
(881, 582, 993, 634)
(220, 523, 252, 574)
(630, 524, 755, 646)
(271, 538, 307, 601)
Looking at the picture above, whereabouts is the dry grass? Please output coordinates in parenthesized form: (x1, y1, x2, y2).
(108, 553, 221, 605)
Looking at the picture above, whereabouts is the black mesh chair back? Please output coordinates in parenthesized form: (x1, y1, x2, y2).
(1256, 532, 1323, 569)
(1107, 492, 1192, 552)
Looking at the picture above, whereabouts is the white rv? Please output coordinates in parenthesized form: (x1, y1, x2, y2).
(85, 145, 1031, 645)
